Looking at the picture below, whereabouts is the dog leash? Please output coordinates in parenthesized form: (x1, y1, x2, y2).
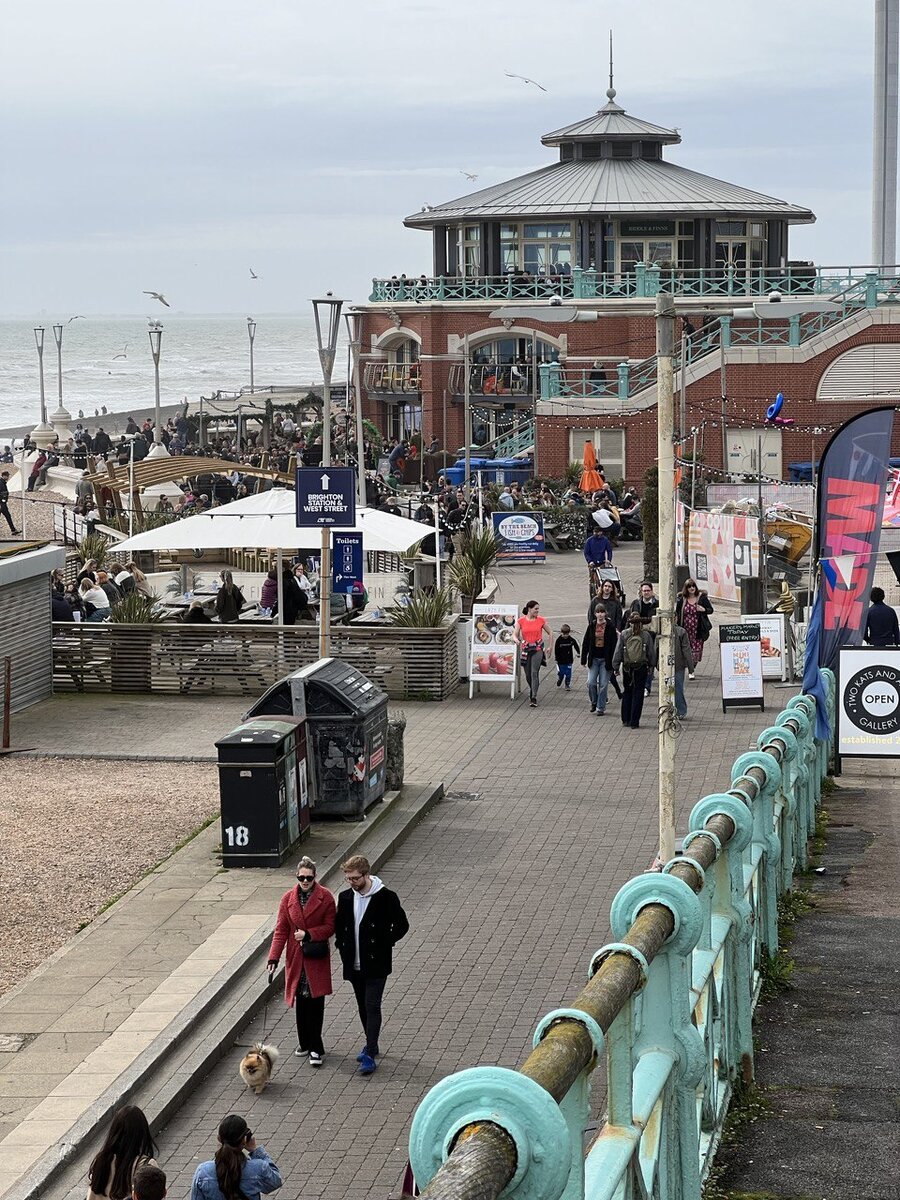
(236, 967, 277, 1048)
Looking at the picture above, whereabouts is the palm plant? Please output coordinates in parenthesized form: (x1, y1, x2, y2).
(388, 587, 455, 628)
(105, 592, 164, 623)
(76, 533, 109, 567)
(451, 524, 501, 597)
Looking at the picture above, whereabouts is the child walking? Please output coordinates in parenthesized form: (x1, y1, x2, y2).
(554, 624, 580, 690)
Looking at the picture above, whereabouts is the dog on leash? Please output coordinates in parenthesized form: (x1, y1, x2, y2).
(239, 1043, 279, 1094)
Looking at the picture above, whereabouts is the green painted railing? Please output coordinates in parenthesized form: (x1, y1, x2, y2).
(369, 264, 900, 303)
(539, 272, 895, 404)
(408, 678, 834, 1200)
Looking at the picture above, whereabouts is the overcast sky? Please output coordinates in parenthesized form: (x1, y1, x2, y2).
(0, 0, 883, 315)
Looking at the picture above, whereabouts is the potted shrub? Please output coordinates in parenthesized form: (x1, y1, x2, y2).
(105, 591, 164, 692)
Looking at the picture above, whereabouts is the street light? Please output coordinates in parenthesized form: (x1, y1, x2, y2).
(147, 322, 169, 458)
(31, 326, 55, 448)
(344, 310, 367, 508)
(247, 317, 257, 394)
(311, 294, 343, 659)
(50, 323, 72, 434)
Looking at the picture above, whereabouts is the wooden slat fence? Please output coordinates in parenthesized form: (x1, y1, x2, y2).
(51, 619, 460, 701)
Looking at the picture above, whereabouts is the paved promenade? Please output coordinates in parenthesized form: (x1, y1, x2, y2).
(25, 544, 800, 1200)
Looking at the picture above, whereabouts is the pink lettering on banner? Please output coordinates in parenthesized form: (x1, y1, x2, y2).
(822, 480, 881, 556)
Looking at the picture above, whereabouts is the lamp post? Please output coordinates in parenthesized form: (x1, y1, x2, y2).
(311, 294, 343, 659)
(247, 317, 257, 394)
(147, 323, 169, 458)
(31, 327, 55, 448)
(50, 323, 72, 435)
(344, 310, 367, 508)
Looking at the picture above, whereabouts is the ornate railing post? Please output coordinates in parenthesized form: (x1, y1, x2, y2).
(645, 262, 661, 297)
(541, 362, 561, 399)
(634, 262, 647, 297)
(755, 726, 799, 892)
(606, 873, 705, 1200)
(572, 266, 585, 299)
(719, 315, 732, 348)
(865, 270, 880, 307)
(730, 750, 783, 953)
(616, 362, 630, 402)
(775, 708, 812, 868)
(788, 314, 802, 346)
(532, 1010, 605, 1200)
(689, 794, 756, 1086)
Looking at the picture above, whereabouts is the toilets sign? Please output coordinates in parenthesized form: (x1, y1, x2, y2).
(837, 646, 900, 759)
(295, 467, 357, 527)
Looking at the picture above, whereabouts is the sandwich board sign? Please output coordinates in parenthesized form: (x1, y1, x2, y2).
(741, 612, 790, 681)
(469, 604, 518, 699)
(836, 646, 900, 767)
(719, 623, 764, 712)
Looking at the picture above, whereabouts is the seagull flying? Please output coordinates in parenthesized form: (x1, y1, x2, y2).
(67, 314, 86, 324)
(249, 268, 258, 279)
(460, 170, 478, 181)
(112, 343, 129, 360)
(505, 71, 547, 92)
(143, 290, 170, 307)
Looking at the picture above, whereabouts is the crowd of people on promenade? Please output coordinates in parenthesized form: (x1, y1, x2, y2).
(83, 852, 408, 1200)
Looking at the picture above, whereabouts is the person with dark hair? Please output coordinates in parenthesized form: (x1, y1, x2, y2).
(268, 855, 336, 1067)
(865, 586, 900, 647)
(215, 570, 245, 624)
(87, 1105, 158, 1200)
(516, 599, 553, 708)
(612, 611, 657, 729)
(190, 1115, 282, 1200)
(675, 579, 714, 678)
(132, 1164, 167, 1200)
(0, 471, 19, 534)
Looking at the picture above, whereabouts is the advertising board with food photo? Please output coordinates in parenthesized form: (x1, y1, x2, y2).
(469, 603, 518, 698)
(740, 613, 788, 680)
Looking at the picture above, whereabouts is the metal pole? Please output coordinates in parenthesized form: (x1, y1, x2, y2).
(434, 502, 442, 591)
(656, 291, 677, 864)
(199, 396, 204, 448)
(247, 318, 256, 394)
(53, 323, 64, 417)
(319, 528, 330, 659)
(346, 312, 367, 508)
(2, 656, 10, 750)
(463, 334, 471, 499)
(690, 426, 698, 511)
(531, 329, 538, 477)
(872, 0, 899, 267)
(312, 296, 343, 659)
(679, 329, 687, 442)
(757, 433, 765, 583)
(720, 332, 728, 477)
(19, 447, 26, 539)
(128, 437, 135, 538)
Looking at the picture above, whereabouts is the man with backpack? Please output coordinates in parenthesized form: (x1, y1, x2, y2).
(612, 612, 657, 729)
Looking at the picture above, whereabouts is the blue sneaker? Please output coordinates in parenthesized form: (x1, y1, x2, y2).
(358, 1052, 377, 1075)
(356, 1047, 379, 1061)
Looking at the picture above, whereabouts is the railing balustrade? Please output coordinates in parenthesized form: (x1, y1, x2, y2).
(408, 679, 834, 1200)
(448, 362, 537, 400)
(363, 364, 422, 393)
(369, 264, 900, 304)
(51, 619, 460, 702)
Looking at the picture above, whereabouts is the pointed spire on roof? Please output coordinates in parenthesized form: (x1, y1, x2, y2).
(601, 28, 625, 114)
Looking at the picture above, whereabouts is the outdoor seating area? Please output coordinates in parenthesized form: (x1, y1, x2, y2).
(51, 619, 457, 700)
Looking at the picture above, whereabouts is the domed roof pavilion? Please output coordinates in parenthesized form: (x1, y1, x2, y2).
(405, 88, 815, 281)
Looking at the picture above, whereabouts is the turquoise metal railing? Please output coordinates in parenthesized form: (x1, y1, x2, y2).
(537, 271, 895, 405)
(408, 678, 834, 1200)
(369, 264, 900, 303)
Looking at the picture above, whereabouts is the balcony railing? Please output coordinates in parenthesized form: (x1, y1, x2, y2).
(369, 264, 900, 304)
(448, 362, 537, 399)
(363, 363, 421, 394)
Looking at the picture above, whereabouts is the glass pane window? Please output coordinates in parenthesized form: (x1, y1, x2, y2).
(549, 243, 572, 271)
(523, 244, 547, 274)
(464, 225, 480, 241)
(523, 223, 571, 239)
(677, 220, 695, 236)
(750, 222, 765, 238)
(502, 243, 520, 271)
(619, 241, 642, 272)
(500, 224, 517, 240)
(714, 220, 746, 236)
(647, 241, 674, 265)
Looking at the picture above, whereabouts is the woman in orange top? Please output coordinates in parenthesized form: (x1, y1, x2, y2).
(516, 599, 553, 708)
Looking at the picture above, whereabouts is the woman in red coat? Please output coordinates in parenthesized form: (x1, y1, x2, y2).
(267, 856, 336, 1067)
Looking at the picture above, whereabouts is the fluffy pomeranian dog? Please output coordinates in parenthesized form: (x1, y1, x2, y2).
(239, 1043, 279, 1094)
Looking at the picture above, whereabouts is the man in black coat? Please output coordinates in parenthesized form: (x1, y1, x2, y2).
(335, 854, 409, 1075)
(0, 472, 18, 534)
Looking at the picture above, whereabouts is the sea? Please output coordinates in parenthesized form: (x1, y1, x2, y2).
(0, 314, 340, 431)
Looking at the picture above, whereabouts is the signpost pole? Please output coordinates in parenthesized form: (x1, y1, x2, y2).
(656, 291, 677, 865)
(319, 529, 330, 657)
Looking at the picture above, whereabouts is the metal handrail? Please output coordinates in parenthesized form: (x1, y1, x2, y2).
(448, 362, 536, 399)
(363, 363, 421, 393)
(415, 687, 830, 1200)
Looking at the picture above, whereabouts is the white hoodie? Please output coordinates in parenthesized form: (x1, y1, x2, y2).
(352, 875, 384, 970)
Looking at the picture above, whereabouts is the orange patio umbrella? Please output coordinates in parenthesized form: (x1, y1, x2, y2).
(579, 440, 604, 494)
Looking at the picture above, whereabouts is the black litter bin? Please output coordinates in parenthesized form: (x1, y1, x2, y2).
(215, 716, 310, 866)
(245, 658, 389, 819)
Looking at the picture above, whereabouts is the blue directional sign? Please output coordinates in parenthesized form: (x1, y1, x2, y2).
(332, 532, 364, 594)
(295, 466, 357, 528)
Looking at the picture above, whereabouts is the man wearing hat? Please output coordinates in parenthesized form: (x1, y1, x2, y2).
(612, 611, 657, 729)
